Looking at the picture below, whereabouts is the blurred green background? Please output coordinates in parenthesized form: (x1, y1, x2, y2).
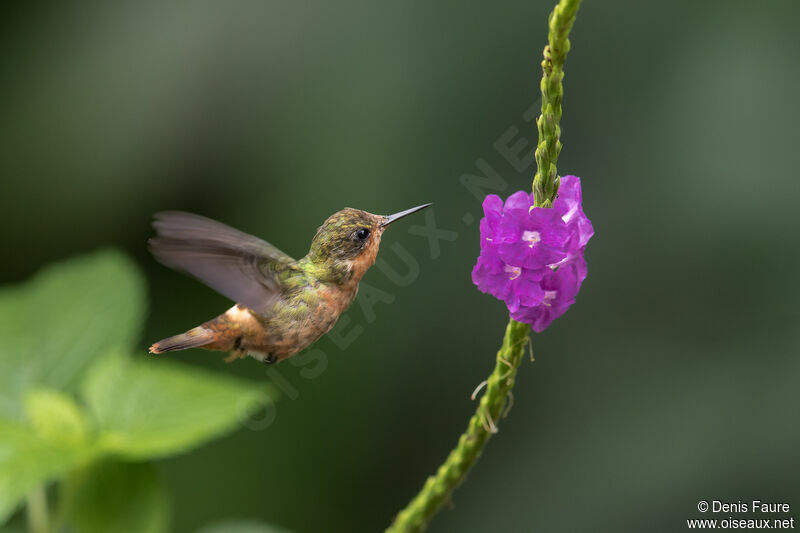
(2, 0, 799, 531)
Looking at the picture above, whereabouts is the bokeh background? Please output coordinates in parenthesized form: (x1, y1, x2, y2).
(2, 0, 799, 531)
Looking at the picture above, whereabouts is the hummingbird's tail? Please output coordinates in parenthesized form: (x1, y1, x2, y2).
(149, 326, 216, 354)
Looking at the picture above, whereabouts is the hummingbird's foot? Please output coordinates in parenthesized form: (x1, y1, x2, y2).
(223, 349, 247, 363)
(263, 352, 278, 365)
(223, 337, 248, 363)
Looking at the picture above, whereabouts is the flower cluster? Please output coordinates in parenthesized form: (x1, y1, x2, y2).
(471, 175, 593, 332)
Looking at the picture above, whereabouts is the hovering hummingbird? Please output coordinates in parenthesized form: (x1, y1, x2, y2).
(148, 204, 430, 364)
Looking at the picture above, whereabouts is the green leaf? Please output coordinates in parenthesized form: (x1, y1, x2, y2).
(82, 354, 272, 459)
(24, 388, 89, 446)
(0, 417, 93, 524)
(62, 459, 169, 533)
(0, 513, 26, 533)
(195, 520, 293, 533)
(0, 388, 98, 524)
(0, 250, 145, 420)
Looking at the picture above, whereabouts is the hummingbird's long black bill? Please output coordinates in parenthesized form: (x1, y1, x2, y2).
(381, 203, 432, 227)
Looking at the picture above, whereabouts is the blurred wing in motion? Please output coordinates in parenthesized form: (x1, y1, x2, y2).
(148, 211, 298, 315)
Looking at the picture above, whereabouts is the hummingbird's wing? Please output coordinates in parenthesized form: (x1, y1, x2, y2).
(148, 211, 298, 316)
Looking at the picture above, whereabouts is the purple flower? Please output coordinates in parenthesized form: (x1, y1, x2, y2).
(554, 175, 594, 251)
(496, 191, 570, 272)
(471, 176, 593, 332)
(510, 255, 586, 332)
(479, 194, 503, 244)
(472, 253, 544, 312)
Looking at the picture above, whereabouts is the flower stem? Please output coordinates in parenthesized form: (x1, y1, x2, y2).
(26, 486, 50, 533)
(533, 0, 582, 208)
(386, 320, 530, 533)
(386, 1, 581, 531)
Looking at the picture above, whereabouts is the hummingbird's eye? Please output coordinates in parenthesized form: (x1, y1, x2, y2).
(354, 228, 371, 241)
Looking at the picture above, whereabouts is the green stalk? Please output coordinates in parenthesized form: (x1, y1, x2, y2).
(26, 486, 50, 533)
(386, 1, 581, 531)
(386, 320, 530, 532)
(533, 0, 582, 208)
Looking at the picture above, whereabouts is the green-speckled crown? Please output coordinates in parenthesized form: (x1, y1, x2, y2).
(308, 208, 382, 263)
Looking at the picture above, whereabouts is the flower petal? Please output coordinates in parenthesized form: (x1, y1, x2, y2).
(473, 184, 592, 332)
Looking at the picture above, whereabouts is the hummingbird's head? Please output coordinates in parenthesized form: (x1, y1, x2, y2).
(307, 204, 431, 283)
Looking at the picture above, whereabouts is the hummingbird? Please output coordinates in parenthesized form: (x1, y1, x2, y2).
(148, 203, 430, 364)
